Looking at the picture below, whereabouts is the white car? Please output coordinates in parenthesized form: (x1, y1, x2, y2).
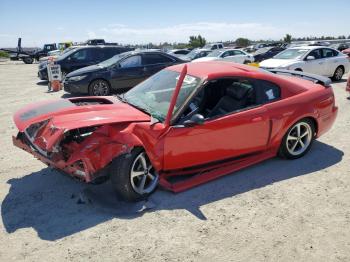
(192, 49, 254, 64)
(260, 46, 350, 81)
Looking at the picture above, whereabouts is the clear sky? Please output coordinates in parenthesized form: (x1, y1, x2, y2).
(0, 0, 349, 47)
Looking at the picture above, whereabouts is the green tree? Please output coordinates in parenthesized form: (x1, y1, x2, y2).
(235, 38, 250, 47)
(188, 35, 206, 48)
(283, 34, 292, 43)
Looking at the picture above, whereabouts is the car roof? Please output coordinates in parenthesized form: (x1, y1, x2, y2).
(167, 61, 261, 79)
(288, 45, 327, 50)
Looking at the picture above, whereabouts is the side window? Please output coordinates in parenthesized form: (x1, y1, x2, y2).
(233, 50, 245, 55)
(143, 54, 174, 65)
(179, 78, 257, 121)
(71, 49, 90, 61)
(321, 48, 335, 58)
(212, 45, 217, 50)
(221, 51, 231, 57)
(308, 49, 322, 59)
(104, 48, 121, 59)
(119, 55, 142, 68)
(255, 80, 281, 104)
(91, 49, 105, 61)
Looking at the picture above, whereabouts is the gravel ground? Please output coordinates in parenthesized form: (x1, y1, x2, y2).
(0, 61, 349, 262)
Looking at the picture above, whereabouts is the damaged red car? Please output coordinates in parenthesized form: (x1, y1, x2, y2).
(13, 61, 338, 201)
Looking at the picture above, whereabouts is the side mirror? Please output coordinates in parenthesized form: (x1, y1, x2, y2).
(306, 55, 315, 61)
(183, 114, 204, 127)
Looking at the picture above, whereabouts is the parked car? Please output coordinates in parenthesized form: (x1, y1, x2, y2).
(64, 51, 185, 95)
(13, 61, 337, 201)
(167, 49, 190, 56)
(330, 43, 350, 52)
(202, 43, 224, 50)
(85, 39, 106, 45)
(253, 46, 285, 62)
(38, 45, 133, 80)
(179, 48, 212, 61)
(192, 49, 254, 64)
(259, 46, 350, 81)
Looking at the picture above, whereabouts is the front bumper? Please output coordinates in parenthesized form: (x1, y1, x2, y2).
(13, 134, 93, 182)
(63, 80, 89, 94)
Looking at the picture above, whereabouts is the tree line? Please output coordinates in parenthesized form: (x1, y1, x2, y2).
(148, 33, 350, 49)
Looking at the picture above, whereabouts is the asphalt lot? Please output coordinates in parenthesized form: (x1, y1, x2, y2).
(0, 60, 349, 261)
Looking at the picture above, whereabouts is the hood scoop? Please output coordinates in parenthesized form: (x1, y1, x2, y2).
(69, 97, 114, 106)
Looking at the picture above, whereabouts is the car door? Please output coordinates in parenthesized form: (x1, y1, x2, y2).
(223, 50, 246, 63)
(65, 48, 95, 72)
(303, 49, 325, 75)
(142, 53, 175, 78)
(163, 78, 271, 171)
(321, 48, 339, 76)
(110, 55, 145, 90)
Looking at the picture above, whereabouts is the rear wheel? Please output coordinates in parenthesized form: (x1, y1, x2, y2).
(278, 119, 315, 159)
(110, 148, 159, 202)
(88, 79, 111, 96)
(23, 57, 34, 64)
(332, 66, 344, 81)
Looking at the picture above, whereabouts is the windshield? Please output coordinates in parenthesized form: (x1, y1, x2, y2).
(98, 52, 133, 67)
(186, 49, 200, 59)
(58, 48, 80, 60)
(274, 48, 309, 60)
(123, 69, 201, 121)
(207, 50, 223, 57)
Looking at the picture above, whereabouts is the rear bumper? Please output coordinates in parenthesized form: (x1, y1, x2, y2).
(38, 69, 48, 80)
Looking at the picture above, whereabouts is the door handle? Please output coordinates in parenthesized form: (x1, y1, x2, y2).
(251, 116, 263, 122)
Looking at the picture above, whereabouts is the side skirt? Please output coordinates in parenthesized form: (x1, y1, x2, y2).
(159, 149, 277, 192)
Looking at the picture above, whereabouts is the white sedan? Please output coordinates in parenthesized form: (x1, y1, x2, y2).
(259, 46, 350, 81)
(192, 49, 254, 64)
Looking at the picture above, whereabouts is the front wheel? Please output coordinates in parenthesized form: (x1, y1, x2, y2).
(88, 79, 111, 96)
(110, 148, 159, 202)
(278, 119, 315, 159)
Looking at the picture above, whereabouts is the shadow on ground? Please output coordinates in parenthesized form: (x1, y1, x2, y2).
(1, 141, 343, 241)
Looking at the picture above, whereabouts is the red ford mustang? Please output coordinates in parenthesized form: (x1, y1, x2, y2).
(13, 62, 338, 201)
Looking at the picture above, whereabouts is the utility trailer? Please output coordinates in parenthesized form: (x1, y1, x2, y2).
(0, 38, 57, 64)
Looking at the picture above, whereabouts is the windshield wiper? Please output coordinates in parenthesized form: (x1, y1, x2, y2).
(116, 93, 127, 103)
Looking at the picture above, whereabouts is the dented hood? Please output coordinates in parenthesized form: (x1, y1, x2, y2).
(13, 96, 151, 132)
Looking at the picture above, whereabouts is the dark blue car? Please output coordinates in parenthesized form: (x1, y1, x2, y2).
(63, 50, 185, 96)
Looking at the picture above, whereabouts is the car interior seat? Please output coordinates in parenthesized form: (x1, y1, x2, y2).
(208, 82, 252, 118)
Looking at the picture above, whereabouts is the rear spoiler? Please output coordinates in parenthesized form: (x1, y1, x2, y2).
(268, 69, 332, 87)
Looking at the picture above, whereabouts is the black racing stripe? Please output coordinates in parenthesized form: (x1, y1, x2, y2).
(20, 99, 74, 121)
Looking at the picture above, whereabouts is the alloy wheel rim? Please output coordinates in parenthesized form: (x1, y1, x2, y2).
(286, 122, 312, 156)
(130, 152, 158, 195)
(92, 81, 109, 96)
(335, 68, 343, 80)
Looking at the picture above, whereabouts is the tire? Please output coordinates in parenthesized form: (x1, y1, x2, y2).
(110, 148, 159, 202)
(278, 118, 315, 159)
(88, 79, 111, 96)
(23, 57, 34, 64)
(332, 66, 344, 81)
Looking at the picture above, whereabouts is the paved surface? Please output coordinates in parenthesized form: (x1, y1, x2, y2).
(0, 61, 349, 261)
